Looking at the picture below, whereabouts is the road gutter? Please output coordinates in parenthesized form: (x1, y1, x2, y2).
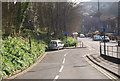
(84, 55, 119, 80)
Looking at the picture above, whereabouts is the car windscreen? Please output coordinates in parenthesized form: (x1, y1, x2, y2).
(50, 41, 57, 44)
(58, 42, 62, 44)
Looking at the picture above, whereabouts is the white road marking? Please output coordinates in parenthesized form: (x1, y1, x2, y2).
(62, 58, 66, 64)
(54, 75, 59, 81)
(64, 54, 67, 57)
(64, 52, 69, 57)
(54, 52, 69, 80)
(59, 65, 64, 73)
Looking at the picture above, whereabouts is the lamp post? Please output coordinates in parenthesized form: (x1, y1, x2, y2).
(98, 0, 106, 55)
(118, 1, 120, 46)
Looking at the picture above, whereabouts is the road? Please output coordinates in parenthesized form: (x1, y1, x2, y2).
(79, 38, 117, 52)
(78, 37, 118, 58)
(15, 38, 117, 80)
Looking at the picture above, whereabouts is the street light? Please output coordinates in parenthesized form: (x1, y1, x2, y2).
(98, 0, 106, 55)
(118, 1, 120, 46)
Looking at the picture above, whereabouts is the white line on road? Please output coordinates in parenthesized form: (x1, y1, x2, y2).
(59, 65, 64, 73)
(54, 52, 69, 80)
(64, 52, 69, 57)
(54, 75, 59, 81)
(62, 58, 66, 64)
(64, 54, 67, 57)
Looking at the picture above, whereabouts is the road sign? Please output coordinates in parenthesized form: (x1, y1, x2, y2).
(98, 29, 104, 32)
(99, 28, 110, 32)
(64, 32, 69, 35)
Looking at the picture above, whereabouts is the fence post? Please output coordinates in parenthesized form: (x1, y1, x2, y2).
(118, 46, 120, 59)
(118, 40, 120, 46)
(103, 28, 106, 55)
(100, 42, 102, 55)
(107, 46, 108, 56)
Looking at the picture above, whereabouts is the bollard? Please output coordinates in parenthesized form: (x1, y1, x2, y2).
(82, 42, 83, 47)
(118, 40, 120, 46)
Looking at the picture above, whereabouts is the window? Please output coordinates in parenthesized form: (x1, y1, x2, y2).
(58, 42, 62, 44)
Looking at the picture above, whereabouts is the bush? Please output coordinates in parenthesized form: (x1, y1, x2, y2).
(62, 36, 77, 47)
(2, 37, 48, 77)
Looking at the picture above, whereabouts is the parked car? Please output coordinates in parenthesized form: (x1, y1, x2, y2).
(101, 36, 110, 42)
(80, 34, 85, 38)
(48, 40, 64, 50)
(93, 35, 102, 41)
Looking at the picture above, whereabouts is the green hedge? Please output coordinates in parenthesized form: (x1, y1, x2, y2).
(1, 37, 48, 77)
(62, 36, 77, 47)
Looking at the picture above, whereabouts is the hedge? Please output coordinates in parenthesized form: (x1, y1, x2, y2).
(62, 36, 77, 47)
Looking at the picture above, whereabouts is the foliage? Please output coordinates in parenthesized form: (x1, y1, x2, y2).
(2, 37, 47, 76)
(61, 36, 77, 47)
(22, 29, 51, 44)
(2, 2, 82, 38)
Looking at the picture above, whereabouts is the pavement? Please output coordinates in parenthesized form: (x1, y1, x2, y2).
(86, 54, 120, 79)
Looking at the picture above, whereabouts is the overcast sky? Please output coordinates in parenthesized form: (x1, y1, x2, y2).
(87, 0, 119, 2)
(1, 0, 120, 2)
(69, 0, 119, 5)
(70, 0, 119, 2)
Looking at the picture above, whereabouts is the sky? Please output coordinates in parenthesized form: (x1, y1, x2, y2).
(1, 0, 120, 2)
(70, 0, 119, 3)
(69, 0, 119, 5)
(90, 0, 119, 2)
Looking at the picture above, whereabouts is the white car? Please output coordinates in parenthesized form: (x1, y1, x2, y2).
(93, 35, 102, 41)
(48, 40, 64, 50)
(101, 36, 110, 42)
(80, 34, 85, 38)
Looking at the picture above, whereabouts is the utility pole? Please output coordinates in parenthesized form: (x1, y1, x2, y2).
(98, 0, 100, 30)
(118, 1, 120, 46)
(98, 0, 106, 55)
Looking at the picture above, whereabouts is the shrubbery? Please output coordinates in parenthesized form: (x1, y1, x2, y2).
(62, 36, 77, 47)
(1, 37, 47, 77)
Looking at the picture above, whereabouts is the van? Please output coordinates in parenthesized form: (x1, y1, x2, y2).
(48, 40, 64, 50)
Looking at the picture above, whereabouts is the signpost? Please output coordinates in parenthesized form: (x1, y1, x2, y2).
(64, 32, 69, 35)
(103, 28, 106, 55)
(64, 32, 69, 47)
(99, 28, 106, 55)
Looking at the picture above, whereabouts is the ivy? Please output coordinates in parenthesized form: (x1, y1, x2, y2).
(2, 37, 48, 77)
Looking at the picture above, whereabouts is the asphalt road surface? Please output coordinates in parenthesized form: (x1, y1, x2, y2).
(79, 37, 118, 57)
(15, 38, 116, 80)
